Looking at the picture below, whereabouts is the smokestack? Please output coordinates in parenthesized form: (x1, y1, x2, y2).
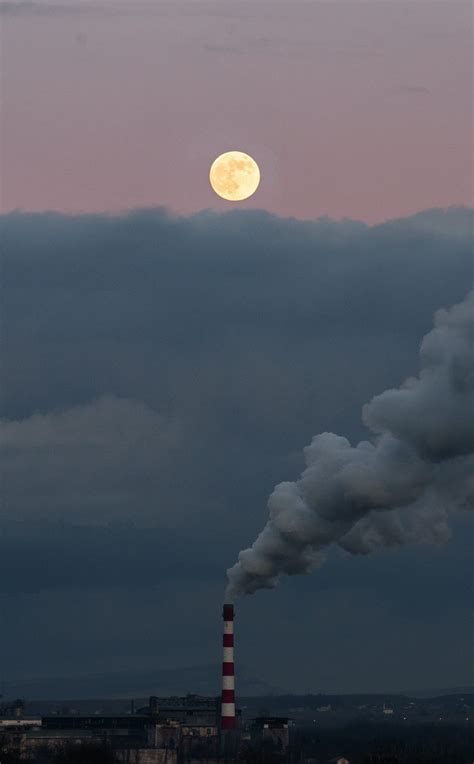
(221, 603, 236, 730)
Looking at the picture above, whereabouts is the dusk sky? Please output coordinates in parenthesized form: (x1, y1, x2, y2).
(1, 0, 472, 221)
(0, 0, 472, 701)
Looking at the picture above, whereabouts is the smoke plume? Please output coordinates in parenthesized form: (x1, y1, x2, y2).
(226, 292, 474, 597)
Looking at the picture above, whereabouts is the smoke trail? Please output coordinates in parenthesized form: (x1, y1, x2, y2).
(226, 292, 474, 597)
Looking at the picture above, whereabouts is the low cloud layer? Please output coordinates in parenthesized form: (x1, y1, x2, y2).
(1, 395, 181, 524)
(0, 205, 472, 691)
(227, 292, 474, 596)
(0, 209, 472, 543)
(1, 206, 472, 535)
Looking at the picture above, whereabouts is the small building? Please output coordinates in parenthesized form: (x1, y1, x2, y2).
(147, 720, 181, 749)
(23, 727, 99, 753)
(142, 695, 220, 727)
(20, 696, 231, 761)
(250, 717, 290, 753)
(0, 716, 41, 729)
(41, 715, 149, 747)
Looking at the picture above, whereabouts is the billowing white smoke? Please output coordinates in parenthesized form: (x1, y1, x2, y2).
(226, 292, 474, 597)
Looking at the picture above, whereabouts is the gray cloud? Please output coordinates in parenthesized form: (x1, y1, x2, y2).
(1, 395, 182, 525)
(1, 206, 472, 536)
(0, 205, 472, 692)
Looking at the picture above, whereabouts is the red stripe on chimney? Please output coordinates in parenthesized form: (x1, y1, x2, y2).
(223, 634, 234, 647)
(221, 690, 235, 703)
(223, 604, 234, 621)
(222, 662, 234, 676)
(221, 716, 236, 730)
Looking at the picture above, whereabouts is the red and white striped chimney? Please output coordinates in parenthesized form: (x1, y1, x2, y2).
(221, 603, 236, 730)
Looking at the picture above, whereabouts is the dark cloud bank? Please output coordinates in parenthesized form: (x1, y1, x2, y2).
(0, 206, 472, 694)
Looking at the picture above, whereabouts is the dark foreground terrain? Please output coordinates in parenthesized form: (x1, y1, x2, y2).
(1, 693, 472, 762)
(289, 721, 473, 763)
(1, 722, 472, 763)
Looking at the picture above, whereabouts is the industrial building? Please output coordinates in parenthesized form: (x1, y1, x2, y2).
(144, 694, 220, 726)
(0, 604, 292, 761)
(249, 717, 291, 753)
(1, 695, 225, 761)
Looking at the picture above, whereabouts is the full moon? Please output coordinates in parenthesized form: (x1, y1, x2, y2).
(209, 151, 260, 201)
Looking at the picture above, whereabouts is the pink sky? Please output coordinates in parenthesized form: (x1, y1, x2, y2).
(1, 0, 472, 222)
